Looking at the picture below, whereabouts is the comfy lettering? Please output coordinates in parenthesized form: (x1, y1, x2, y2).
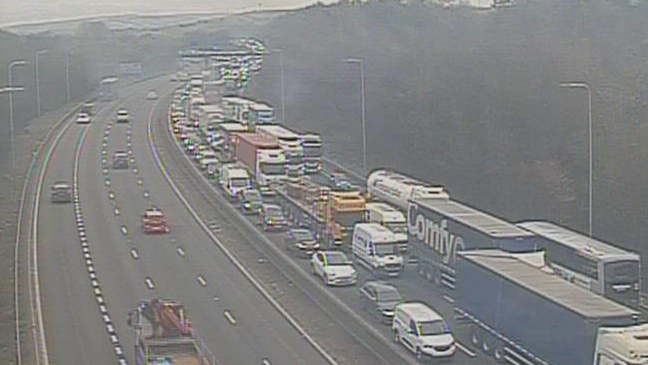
(408, 204, 465, 265)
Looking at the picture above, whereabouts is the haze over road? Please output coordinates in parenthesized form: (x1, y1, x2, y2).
(0, 0, 334, 26)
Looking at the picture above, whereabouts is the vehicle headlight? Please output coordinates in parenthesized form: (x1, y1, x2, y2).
(244, 203, 251, 208)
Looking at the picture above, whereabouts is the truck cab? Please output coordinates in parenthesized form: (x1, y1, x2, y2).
(352, 223, 404, 277)
(366, 202, 408, 252)
(325, 190, 366, 248)
(595, 324, 648, 365)
(219, 164, 251, 200)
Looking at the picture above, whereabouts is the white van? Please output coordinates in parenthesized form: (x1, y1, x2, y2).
(365, 202, 408, 252)
(392, 302, 456, 359)
(219, 164, 250, 200)
(352, 223, 404, 277)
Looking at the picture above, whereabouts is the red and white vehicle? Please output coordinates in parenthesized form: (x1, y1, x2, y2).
(141, 209, 170, 234)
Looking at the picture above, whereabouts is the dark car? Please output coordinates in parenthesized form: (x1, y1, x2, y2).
(285, 228, 320, 258)
(240, 189, 263, 215)
(259, 204, 288, 232)
(50, 181, 73, 203)
(111, 151, 129, 169)
(359, 281, 403, 323)
(329, 172, 356, 191)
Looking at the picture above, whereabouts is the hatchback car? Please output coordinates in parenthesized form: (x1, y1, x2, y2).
(240, 189, 263, 215)
(359, 281, 403, 323)
(116, 108, 129, 123)
(259, 204, 288, 232)
(286, 228, 319, 258)
(311, 251, 357, 286)
(76, 112, 91, 124)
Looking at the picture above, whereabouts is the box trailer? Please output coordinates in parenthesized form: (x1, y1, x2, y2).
(455, 250, 646, 365)
(408, 198, 538, 288)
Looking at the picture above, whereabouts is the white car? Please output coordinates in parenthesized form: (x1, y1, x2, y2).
(76, 113, 91, 124)
(146, 90, 158, 100)
(310, 251, 358, 286)
(116, 109, 129, 123)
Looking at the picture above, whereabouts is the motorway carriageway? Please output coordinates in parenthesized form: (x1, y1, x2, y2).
(37, 76, 332, 365)
(151, 87, 502, 365)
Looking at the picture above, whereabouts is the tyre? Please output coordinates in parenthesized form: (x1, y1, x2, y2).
(493, 341, 506, 363)
(433, 269, 443, 287)
(481, 334, 493, 354)
(470, 326, 481, 347)
(415, 347, 423, 360)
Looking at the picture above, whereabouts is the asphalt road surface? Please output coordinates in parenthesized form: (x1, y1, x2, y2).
(38, 77, 332, 365)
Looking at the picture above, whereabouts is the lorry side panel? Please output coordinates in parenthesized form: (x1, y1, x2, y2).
(456, 253, 637, 365)
(409, 202, 538, 268)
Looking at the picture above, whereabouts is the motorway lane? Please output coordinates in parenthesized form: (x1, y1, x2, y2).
(156, 101, 497, 365)
(82, 85, 333, 364)
(38, 97, 139, 365)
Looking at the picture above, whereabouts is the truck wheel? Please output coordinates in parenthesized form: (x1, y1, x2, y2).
(493, 342, 506, 363)
(433, 269, 443, 287)
(470, 326, 481, 347)
(481, 334, 493, 354)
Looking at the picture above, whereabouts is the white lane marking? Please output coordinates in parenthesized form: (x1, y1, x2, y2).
(262, 359, 272, 365)
(120, 226, 128, 235)
(130, 249, 140, 260)
(144, 277, 155, 290)
(223, 310, 237, 325)
(147, 103, 341, 365)
(176, 247, 186, 257)
(197, 275, 207, 287)
(443, 295, 455, 304)
(114, 207, 120, 216)
(457, 342, 476, 357)
(20, 103, 89, 365)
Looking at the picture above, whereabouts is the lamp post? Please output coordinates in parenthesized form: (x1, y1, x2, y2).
(270, 48, 286, 124)
(344, 57, 367, 174)
(35, 49, 49, 116)
(560, 81, 593, 238)
(8, 59, 28, 174)
(66, 53, 71, 102)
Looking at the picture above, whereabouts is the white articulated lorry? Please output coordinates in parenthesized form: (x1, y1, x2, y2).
(235, 132, 287, 186)
(257, 124, 304, 183)
(367, 169, 449, 211)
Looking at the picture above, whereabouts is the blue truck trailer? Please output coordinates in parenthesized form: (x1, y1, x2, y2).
(455, 250, 648, 365)
(407, 198, 539, 288)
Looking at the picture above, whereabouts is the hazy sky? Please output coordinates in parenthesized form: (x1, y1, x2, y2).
(0, 0, 328, 26)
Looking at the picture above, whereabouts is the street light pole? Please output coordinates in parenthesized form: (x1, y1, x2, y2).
(560, 81, 593, 239)
(35, 50, 49, 116)
(271, 49, 286, 124)
(66, 53, 71, 102)
(8, 59, 28, 174)
(344, 57, 367, 174)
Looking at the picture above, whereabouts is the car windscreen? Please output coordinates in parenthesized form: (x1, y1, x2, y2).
(418, 320, 450, 336)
